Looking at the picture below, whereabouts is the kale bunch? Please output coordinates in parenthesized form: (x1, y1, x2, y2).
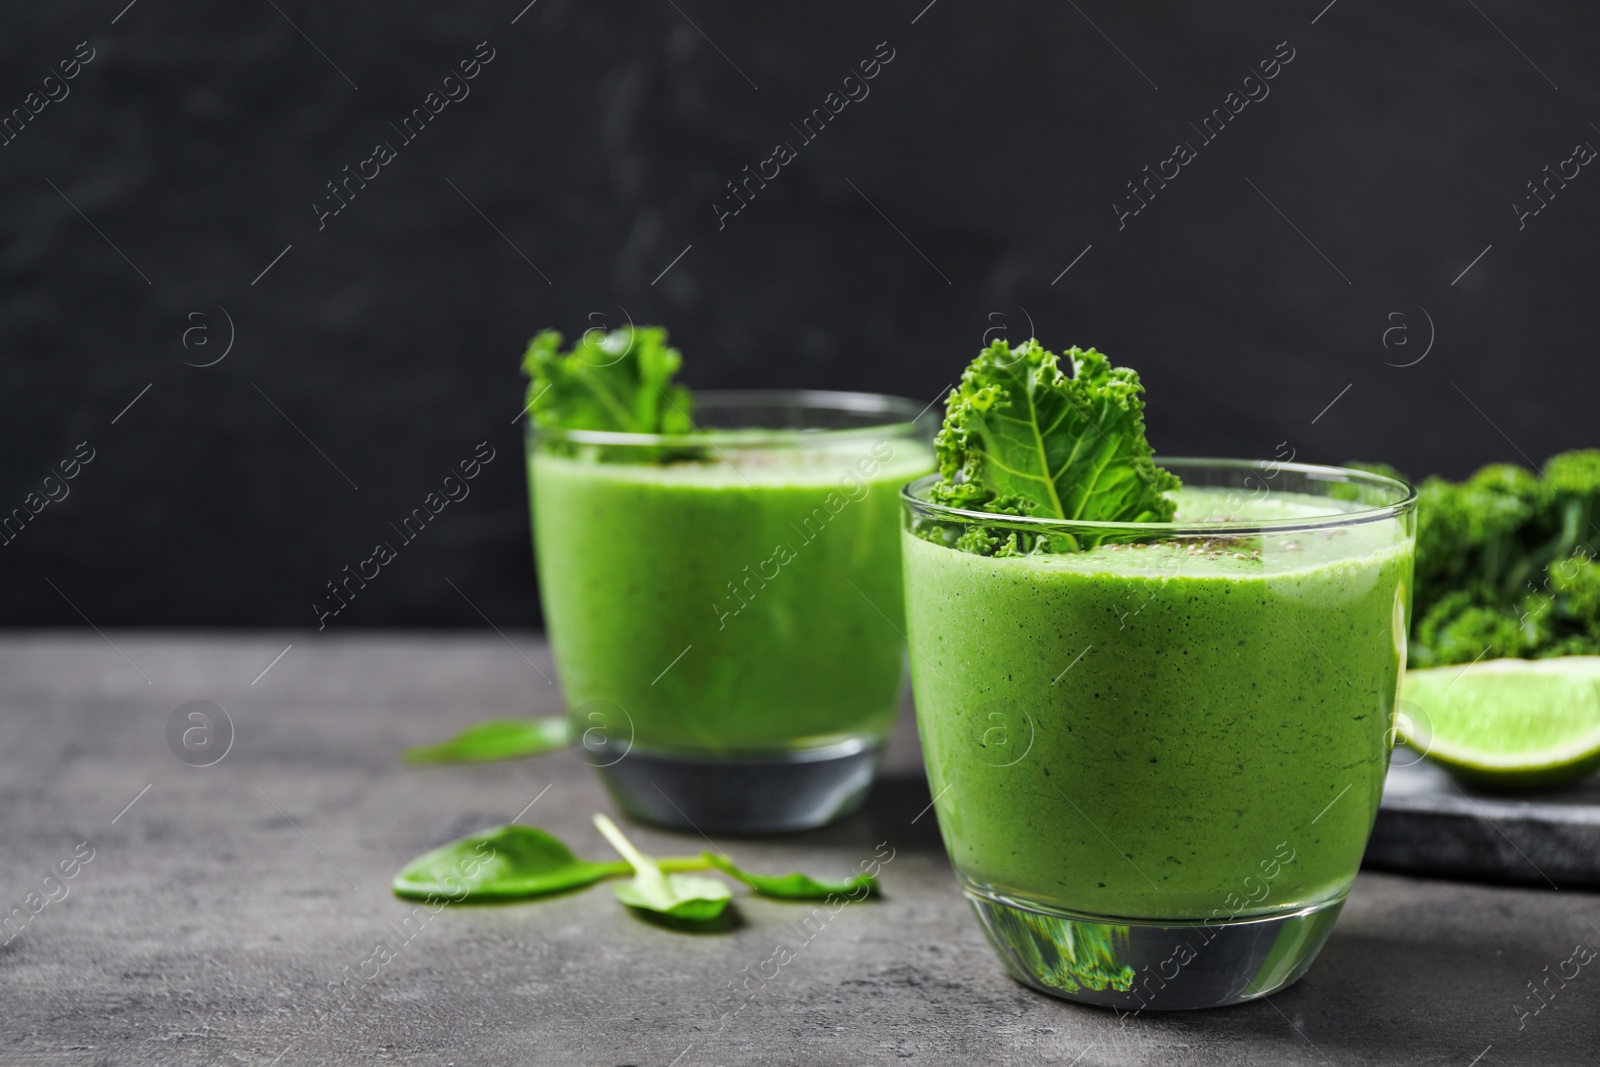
(1386, 450, 1600, 667)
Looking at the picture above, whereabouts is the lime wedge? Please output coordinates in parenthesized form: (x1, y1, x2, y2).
(1398, 657, 1600, 789)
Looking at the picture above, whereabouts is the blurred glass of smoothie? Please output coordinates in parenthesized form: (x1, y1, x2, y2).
(903, 459, 1415, 1010)
(530, 390, 933, 833)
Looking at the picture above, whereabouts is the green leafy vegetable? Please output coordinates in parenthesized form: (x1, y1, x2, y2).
(402, 718, 568, 764)
(392, 825, 621, 903)
(1379, 449, 1600, 668)
(521, 326, 693, 435)
(703, 852, 879, 900)
(391, 820, 890, 931)
(927, 339, 1179, 553)
(1413, 589, 1528, 668)
(593, 815, 731, 923)
(392, 824, 713, 903)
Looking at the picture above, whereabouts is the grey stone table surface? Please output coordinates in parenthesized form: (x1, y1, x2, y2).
(3, 634, 1599, 1067)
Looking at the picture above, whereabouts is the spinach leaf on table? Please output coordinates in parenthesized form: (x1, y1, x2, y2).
(402, 717, 568, 764)
(392, 819, 886, 930)
(393, 825, 620, 903)
(703, 852, 879, 900)
(593, 814, 731, 923)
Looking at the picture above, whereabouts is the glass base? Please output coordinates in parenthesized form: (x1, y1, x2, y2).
(964, 884, 1345, 1011)
(592, 737, 884, 835)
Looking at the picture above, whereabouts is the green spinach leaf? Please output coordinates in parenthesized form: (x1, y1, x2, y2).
(392, 825, 623, 903)
(703, 852, 879, 900)
(402, 717, 569, 764)
(593, 814, 731, 922)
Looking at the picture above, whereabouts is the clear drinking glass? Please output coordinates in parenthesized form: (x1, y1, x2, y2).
(528, 391, 935, 833)
(900, 459, 1416, 1010)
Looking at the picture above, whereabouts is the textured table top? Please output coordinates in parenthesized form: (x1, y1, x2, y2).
(2, 634, 1597, 1066)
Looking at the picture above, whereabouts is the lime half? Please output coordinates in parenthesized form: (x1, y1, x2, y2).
(1398, 657, 1600, 789)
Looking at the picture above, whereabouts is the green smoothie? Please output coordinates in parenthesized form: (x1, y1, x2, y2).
(533, 438, 934, 754)
(904, 486, 1412, 921)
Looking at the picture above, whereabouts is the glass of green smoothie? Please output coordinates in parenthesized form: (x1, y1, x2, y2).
(529, 374, 934, 834)
(902, 457, 1415, 1009)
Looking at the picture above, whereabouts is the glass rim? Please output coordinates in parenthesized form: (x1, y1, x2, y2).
(525, 388, 933, 449)
(901, 457, 1417, 536)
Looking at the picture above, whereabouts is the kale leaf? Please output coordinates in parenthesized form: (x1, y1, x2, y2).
(520, 326, 693, 434)
(926, 339, 1178, 553)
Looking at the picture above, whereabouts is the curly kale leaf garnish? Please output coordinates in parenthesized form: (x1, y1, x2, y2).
(926, 340, 1178, 553)
(520, 326, 693, 435)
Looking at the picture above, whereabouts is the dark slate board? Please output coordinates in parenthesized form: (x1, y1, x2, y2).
(1365, 755, 1600, 890)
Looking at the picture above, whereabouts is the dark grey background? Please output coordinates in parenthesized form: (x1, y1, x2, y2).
(2, 0, 1595, 627)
